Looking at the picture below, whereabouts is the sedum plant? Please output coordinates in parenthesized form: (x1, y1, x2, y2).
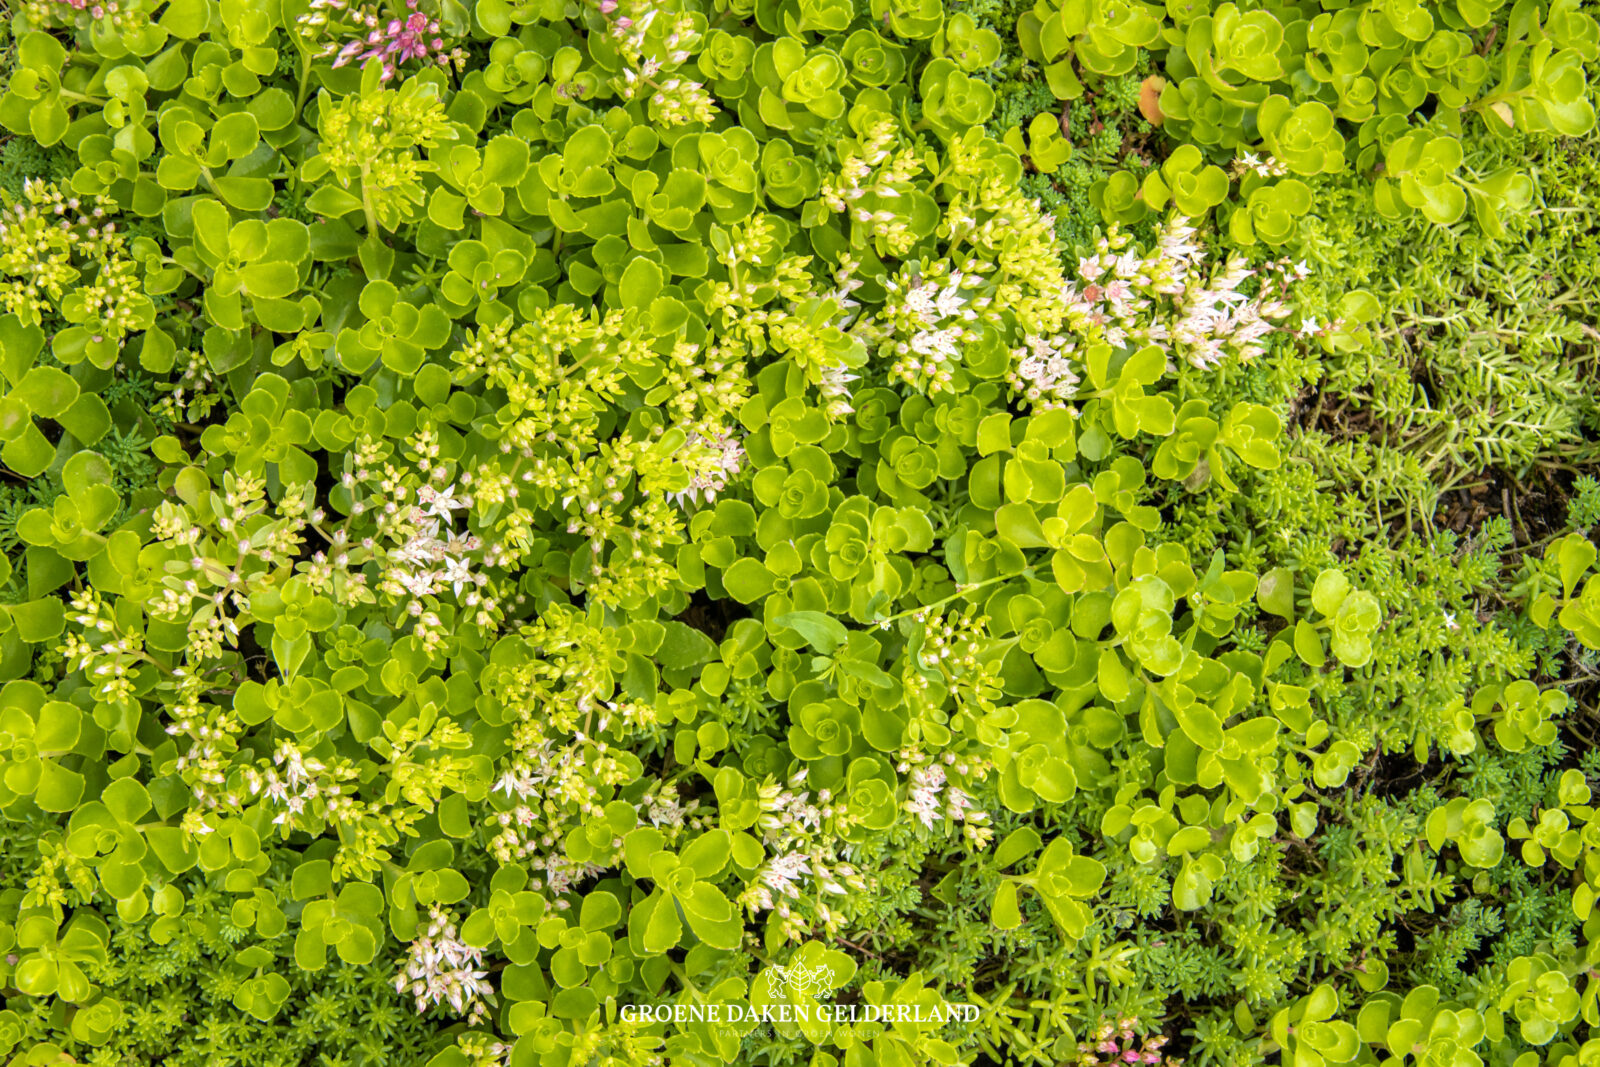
(0, 0, 1596, 1063)
(1015, 0, 1600, 236)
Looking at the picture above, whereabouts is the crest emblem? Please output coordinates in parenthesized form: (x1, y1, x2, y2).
(765, 960, 835, 1000)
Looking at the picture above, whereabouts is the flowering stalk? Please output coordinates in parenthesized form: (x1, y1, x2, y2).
(598, 0, 717, 126)
(296, 0, 466, 83)
(1077, 1016, 1181, 1067)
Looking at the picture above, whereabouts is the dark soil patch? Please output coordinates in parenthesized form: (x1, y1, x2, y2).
(1355, 747, 1445, 801)
(1298, 386, 1396, 448)
(678, 586, 745, 643)
(236, 618, 275, 684)
(1436, 465, 1572, 546)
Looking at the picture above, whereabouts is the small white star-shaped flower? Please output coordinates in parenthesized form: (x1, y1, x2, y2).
(439, 556, 473, 596)
(423, 485, 467, 518)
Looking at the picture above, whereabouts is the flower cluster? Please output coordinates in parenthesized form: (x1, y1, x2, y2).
(667, 430, 747, 507)
(896, 747, 994, 848)
(369, 465, 507, 653)
(297, 0, 466, 82)
(486, 732, 631, 897)
(154, 345, 225, 426)
(302, 77, 458, 231)
(1077, 1017, 1180, 1067)
(873, 263, 988, 396)
(1009, 331, 1084, 406)
(914, 609, 992, 677)
(737, 768, 871, 943)
(395, 907, 495, 1024)
(17, 0, 149, 35)
(21, 836, 99, 918)
(246, 741, 349, 823)
(241, 735, 447, 879)
(603, 0, 718, 125)
(456, 1033, 515, 1067)
(481, 609, 670, 895)
(813, 257, 868, 420)
(638, 777, 711, 833)
(146, 472, 311, 664)
(1008, 216, 1308, 408)
(940, 132, 1076, 333)
(0, 180, 152, 346)
(453, 304, 754, 606)
(61, 589, 145, 707)
(819, 114, 927, 256)
(1231, 152, 1290, 180)
(163, 681, 245, 810)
